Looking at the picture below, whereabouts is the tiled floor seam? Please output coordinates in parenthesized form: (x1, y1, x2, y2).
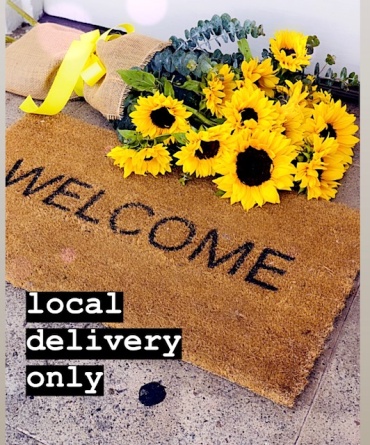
(292, 286, 360, 445)
(6, 423, 53, 445)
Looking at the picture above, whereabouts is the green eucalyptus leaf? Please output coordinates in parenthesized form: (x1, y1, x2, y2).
(204, 37, 212, 50)
(261, 48, 270, 59)
(243, 19, 252, 34)
(190, 27, 200, 40)
(307, 35, 320, 48)
(325, 67, 333, 78)
(228, 22, 236, 40)
(236, 27, 246, 40)
(211, 49, 223, 61)
(221, 54, 232, 65)
(325, 54, 336, 65)
(221, 29, 229, 43)
(162, 50, 176, 73)
(200, 21, 211, 40)
(117, 70, 157, 92)
(151, 52, 163, 73)
(340, 67, 348, 79)
(184, 54, 198, 72)
(211, 14, 222, 35)
(250, 22, 259, 38)
(257, 25, 265, 37)
(213, 37, 222, 47)
(200, 58, 212, 73)
(187, 40, 197, 50)
(221, 13, 232, 31)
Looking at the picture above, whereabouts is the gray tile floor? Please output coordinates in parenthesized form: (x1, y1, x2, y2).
(5, 80, 360, 444)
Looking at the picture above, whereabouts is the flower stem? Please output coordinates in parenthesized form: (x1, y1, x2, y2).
(185, 106, 220, 127)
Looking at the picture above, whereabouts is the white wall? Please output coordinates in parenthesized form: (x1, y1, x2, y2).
(5, 0, 43, 33)
(41, 0, 360, 77)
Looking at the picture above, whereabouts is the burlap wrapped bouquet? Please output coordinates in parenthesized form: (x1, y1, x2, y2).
(5, 22, 170, 119)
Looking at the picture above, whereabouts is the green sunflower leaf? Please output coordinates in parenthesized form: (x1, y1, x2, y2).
(238, 38, 253, 62)
(163, 78, 175, 98)
(215, 189, 226, 197)
(117, 69, 157, 92)
(182, 80, 202, 93)
(153, 134, 172, 143)
(172, 133, 188, 145)
(117, 129, 141, 143)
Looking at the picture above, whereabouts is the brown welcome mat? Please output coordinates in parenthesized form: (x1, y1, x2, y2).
(6, 114, 360, 407)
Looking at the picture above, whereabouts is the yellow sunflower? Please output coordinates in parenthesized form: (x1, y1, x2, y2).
(107, 144, 172, 178)
(272, 101, 305, 150)
(307, 89, 333, 107)
(303, 99, 359, 168)
(132, 144, 172, 176)
(214, 129, 297, 211)
(174, 124, 233, 177)
(130, 91, 191, 139)
(202, 64, 236, 118)
(222, 81, 279, 133)
(238, 58, 279, 98)
(295, 135, 345, 200)
(107, 146, 137, 178)
(270, 30, 311, 72)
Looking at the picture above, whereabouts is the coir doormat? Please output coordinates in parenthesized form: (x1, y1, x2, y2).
(6, 114, 360, 406)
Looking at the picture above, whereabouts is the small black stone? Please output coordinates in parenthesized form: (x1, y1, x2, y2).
(139, 382, 166, 406)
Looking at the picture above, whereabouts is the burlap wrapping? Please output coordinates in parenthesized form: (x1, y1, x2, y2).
(83, 34, 171, 119)
(6, 23, 82, 100)
(5, 22, 170, 119)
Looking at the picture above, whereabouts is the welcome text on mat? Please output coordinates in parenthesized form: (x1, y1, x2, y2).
(7, 158, 296, 291)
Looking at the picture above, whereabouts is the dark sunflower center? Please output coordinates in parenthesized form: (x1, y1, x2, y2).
(195, 140, 220, 160)
(150, 107, 175, 128)
(241, 108, 258, 122)
(282, 48, 296, 57)
(319, 123, 337, 139)
(236, 147, 272, 186)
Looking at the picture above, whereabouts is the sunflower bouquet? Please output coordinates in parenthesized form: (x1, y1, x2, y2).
(107, 13, 359, 212)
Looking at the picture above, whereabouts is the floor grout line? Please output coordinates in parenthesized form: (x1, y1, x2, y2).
(6, 423, 54, 445)
(293, 281, 359, 445)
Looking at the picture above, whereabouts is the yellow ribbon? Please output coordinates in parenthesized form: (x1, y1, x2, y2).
(19, 23, 134, 115)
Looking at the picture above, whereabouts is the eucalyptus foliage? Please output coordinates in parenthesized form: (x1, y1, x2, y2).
(146, 14, 264, 79)
(314, 59, 360, 90)
(113, 13, 264, 133)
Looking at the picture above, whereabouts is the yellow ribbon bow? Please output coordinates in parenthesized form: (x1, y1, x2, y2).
(19, 23, 134, 115)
